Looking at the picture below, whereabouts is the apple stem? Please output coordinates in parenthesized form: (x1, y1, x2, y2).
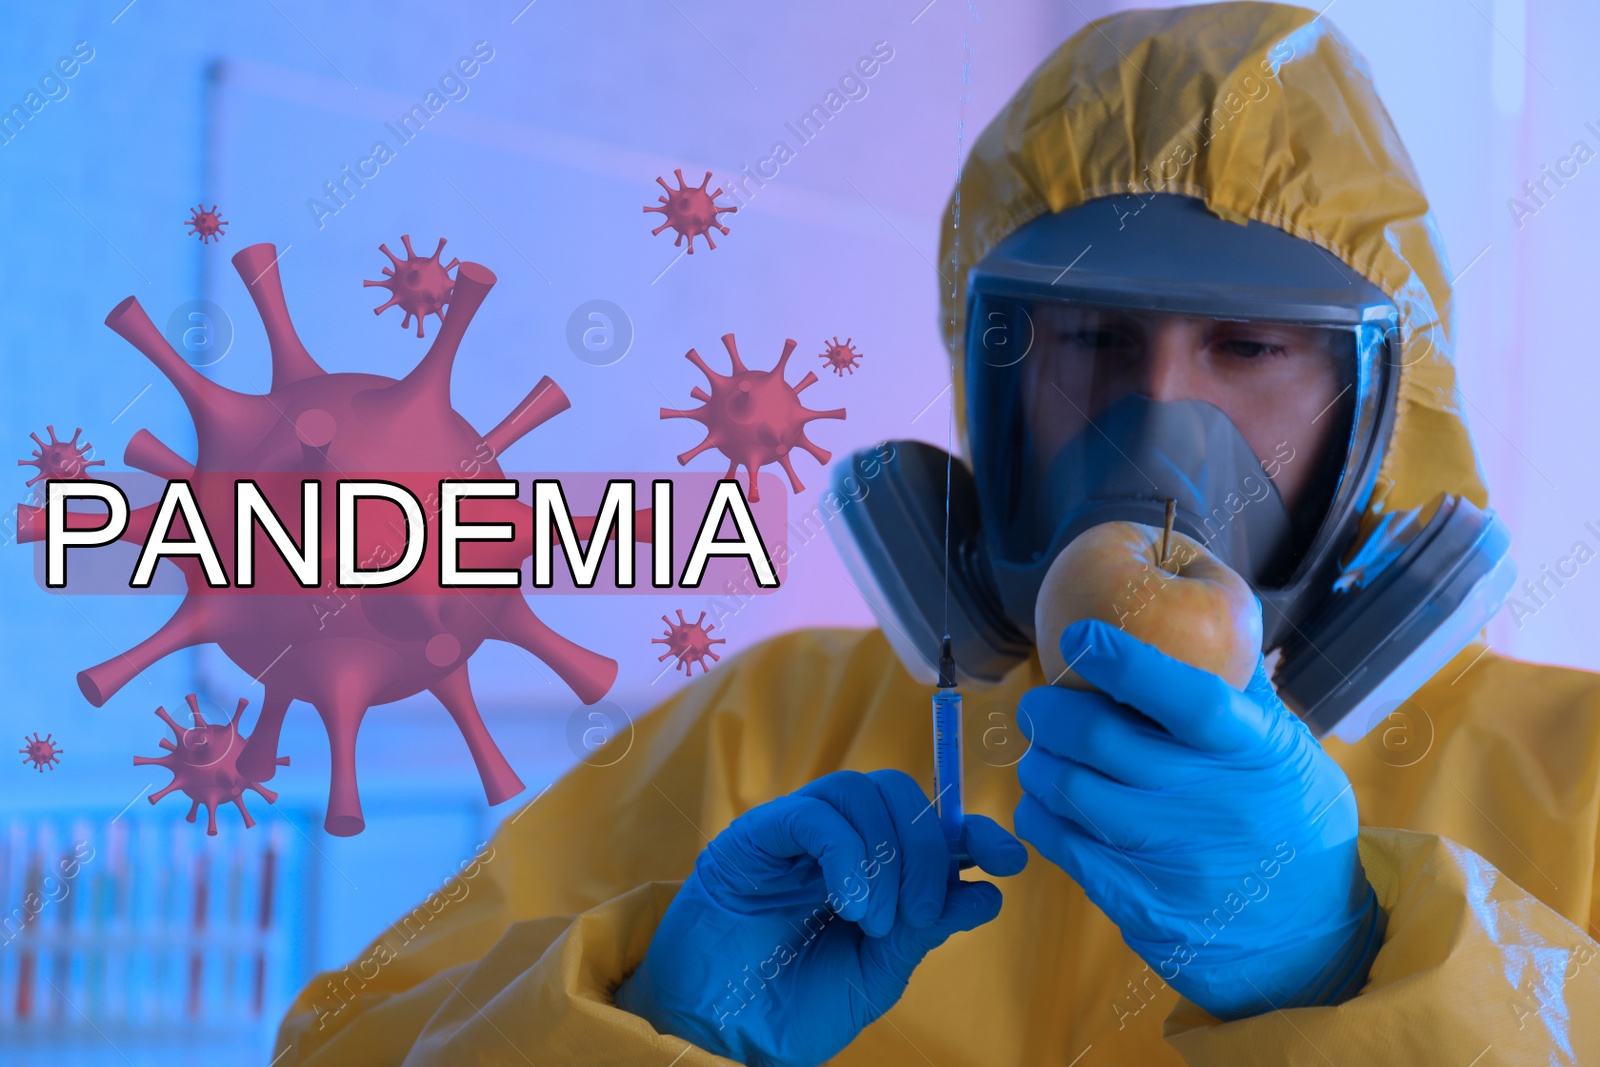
(1161, 498, 1176, 571)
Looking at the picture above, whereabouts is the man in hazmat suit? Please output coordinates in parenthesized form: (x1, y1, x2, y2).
(273, 4, 1600, 1064)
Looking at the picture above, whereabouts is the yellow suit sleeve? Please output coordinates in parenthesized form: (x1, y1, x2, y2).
(274, 880, 743, 1066)
(1165, 827, 1600, 1065)
(269, 629, 893, 1066)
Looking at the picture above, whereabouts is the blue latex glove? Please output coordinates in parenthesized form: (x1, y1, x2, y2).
(1014, 620, 1385, 1020)
(616, 769, 1027, 1067)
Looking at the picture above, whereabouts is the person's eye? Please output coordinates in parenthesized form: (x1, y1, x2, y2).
(1217, 339, 1290, 360)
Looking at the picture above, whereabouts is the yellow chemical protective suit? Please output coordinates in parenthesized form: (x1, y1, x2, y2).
(273, 4, 1600, 1064)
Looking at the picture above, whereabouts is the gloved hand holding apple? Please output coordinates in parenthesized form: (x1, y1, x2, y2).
(1017, 511, 1385, 1020)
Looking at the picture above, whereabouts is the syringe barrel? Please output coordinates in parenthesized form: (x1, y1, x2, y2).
(932, 690, 965, 864)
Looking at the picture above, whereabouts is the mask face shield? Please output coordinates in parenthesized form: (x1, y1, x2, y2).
(958, 194, 1403, 645)
(966, 289, 1392, 629)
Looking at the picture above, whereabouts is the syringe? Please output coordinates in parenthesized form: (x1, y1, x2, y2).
(932, 634, 971, 879)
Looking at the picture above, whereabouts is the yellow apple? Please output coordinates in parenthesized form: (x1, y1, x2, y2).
(1034, 520, 1262, 691)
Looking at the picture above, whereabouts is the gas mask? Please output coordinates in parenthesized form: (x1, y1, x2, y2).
(831, 195, 1514, 742)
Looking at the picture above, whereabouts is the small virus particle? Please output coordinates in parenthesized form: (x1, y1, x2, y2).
(643, 169, 737, 254)
(19, 426, 105, 487)
(653, 610, 726, 676)
(185, 204, 228, 244)
(19, 733, 62, 772)
(365, 235, 460, 338)
(818, 337, 862, 376)
(135, 695, 290, 835)
(661, 333, 846, 503)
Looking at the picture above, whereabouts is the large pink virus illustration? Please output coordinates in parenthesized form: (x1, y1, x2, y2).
(365, 234, 459, 338)
(818, 337, 862, 376)
(661, 333, 845, 503)
(653, 609, 726, 676)
(19, 733, 62, 772)
(135, 695, 287, 835)
(19, 426, 104, 487)
(19, 243, 622, 835)
(185, 204, 228, 244)
(643, 170, 736, 254)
